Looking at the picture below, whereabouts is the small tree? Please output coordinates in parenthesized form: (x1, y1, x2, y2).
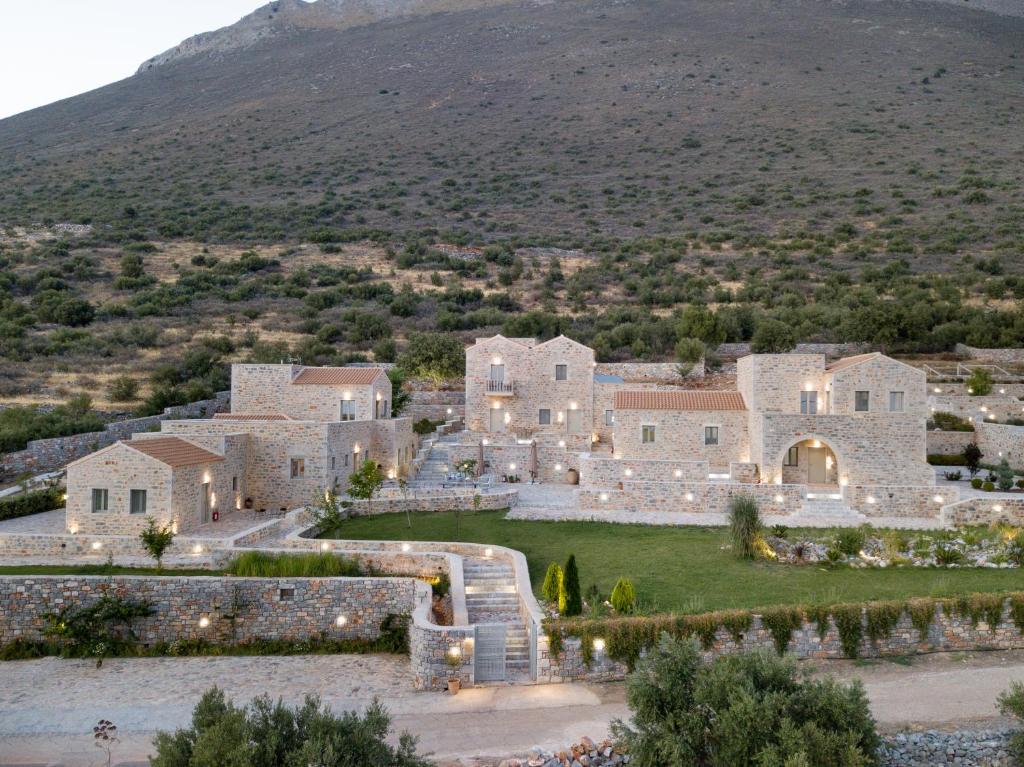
(965, 367, 994, 396)
(140, 518, 174, 571)
(541, 562, 563, 603)
(108, 375, 140, 403)
(728, 494, 763, 560)
(998, 681, 1024, 760)
(674, 337, 705, 377)
(964, 443, 984, 478)
(387, 368, 411, 416)
(561, 554, 582, 616)
(348, 459, 385, 516)
(610, 577, 637, 614)
(996, 457, 1015, 491)
(751, 318, 797, 353)
(398, 477, 412, 528)
(309, 485, 345, 532)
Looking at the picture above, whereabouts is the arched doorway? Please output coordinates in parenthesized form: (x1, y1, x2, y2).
(779, 437, 840, 488)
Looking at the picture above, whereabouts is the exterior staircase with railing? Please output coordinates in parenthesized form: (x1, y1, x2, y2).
(462, 556, 531, 680)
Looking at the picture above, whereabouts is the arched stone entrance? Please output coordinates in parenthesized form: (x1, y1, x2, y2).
(777, 437, 841, 488)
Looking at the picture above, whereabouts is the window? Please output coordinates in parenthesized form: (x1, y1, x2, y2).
(331, 456, 336, 470)
(129, 489, 147, 515)
(539, 408, 551, 425)
(91, 488, 108, 513)
(605, 409, 614, 426)
(889, 391, 904, 412)
(490, 363, 504, 381)
(784, 446, 799, 466)
(800, 391, 818, 415)
(704, 426, 719, 446)
(344, 453, 350, 467)
(855, 391, 870, 412)
(232, 476, 238, 491)
(340, 400, 356, 421)
(641, 425, 656, 444)
(290, 458, 305, 479)
(555, 364, 568, 381)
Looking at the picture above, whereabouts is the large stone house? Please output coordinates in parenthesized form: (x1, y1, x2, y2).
(65, 365, 416, 535)
(457, 336, 948, 520)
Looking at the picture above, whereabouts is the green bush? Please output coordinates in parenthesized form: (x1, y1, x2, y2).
(610, 577, 637, 614)
(929, 411, 975, 432)
(928, 453, 967, 466)
(108, 374, 140, 402)
(611, 634, 880, 767)
(834, 527, 866, 557)
(983, 481, 996, 492)
(996, 458, 1015, 492)
(542, 562, 563, 603)
(228, 551, 366, 578)
(728, 494, 762, 560)
(966, 368, 994, 396)
(971, 478, 983, 490)
(396, 332, 464, 384)
(561, 554, 582, 616)
(150, 687, 431, 767)
(412, 418, 439, 435)
(0, 396, 104, 453)
(998, 682, 1024, 761)
(0, 486, 65, 521)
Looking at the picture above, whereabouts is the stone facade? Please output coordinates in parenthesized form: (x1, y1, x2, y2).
(579, 455, 708, 485)
(231, 364, 392, 422)
(594, 361, 702, 381)
(0, 574, 418, 645)
(945, 497, 1024, 526)
(927, 429, 975, 456)
(538, 599, 1024, 684)
(613, 407, 748, 468)
(976, 422, 1024, 467)
(577, 481, 803, 516)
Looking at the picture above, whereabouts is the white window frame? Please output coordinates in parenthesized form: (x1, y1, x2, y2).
(800, 391, 817, 415)
(538, 408, 551, 425)
(555, 364, 568, 381)
(290, 457, 305, 479)
(704, 425, 720, 446)
(889, 391, 904, 412)
(340, 399, 356, 421)
(129, 489, 147, 515)
(604, 409, 614, 426)
(855, 391, 870, 412)
(489, 363, 505, 381)
(641, 424, 656, 444)
(91, 488, 108, 513)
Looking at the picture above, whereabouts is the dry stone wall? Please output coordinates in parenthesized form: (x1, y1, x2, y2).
(976, 422, 1024, 467)
(955, 344, 1024, 364)
(927, 430, 975, 456)
(577, 481, 802, 515)
(613, 407, 748, 467)
(945, 497, 1024, 526)
(846, 485, 951, 519)
(580, 456, 708, 485)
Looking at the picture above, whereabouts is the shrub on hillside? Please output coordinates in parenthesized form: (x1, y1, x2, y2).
(150, 687, 431, 767)
(611, 634, 880, 767)
(929, 411, 974, 432)
(966, 368, 994, 396)
(228, 551, 366, 578)
(108, 374, 140, 402)
(0, 396, 104, 453)
(0, 487, 65, 521)
(396, 332, 463, 384)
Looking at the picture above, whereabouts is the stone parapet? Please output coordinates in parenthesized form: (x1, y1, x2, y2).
(579, 455, 708, 484)
(578, 481, 802, 515)
(927, 430, 975, 456)
(944, 497, 1024, 526)
(976, 422, 1024, 468)
(846, 485, 954, 519)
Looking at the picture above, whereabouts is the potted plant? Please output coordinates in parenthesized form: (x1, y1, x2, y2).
(445, 646, 462, 694)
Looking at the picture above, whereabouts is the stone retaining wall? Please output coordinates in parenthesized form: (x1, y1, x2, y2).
(0, 531, 229, 559)
(955, 344, 1024, 365)
(579, 456, 708, 485)
(448, 442, 579, 483)
(977, 422, 1024, 467)
(0, 574, 419, 645)
(0, 392, 231, 479)
(405, 390, 465, 423)
(945, 497, 1024, 526)
(577, 481, 803, 515)
(713, 342, 871, 359)
(594, 361, 702, 381)
(538, 598, 1024, 683)
(927, 430, 974, 456)
(846, 485, 953, 519)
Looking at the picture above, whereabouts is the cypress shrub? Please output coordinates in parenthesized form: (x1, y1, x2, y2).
(541, 562, 563, 603)
(561, 554, 582, 616)
(610, 577, 637, 614)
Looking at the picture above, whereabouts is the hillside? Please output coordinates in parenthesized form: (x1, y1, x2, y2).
(0, 0, 1021, 256)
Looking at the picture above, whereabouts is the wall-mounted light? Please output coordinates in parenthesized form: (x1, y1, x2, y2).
(336, 615, 347, 627)
(558, 440, 565, 448)
(981, 406, 989, 413)
(353, 444, 361, 454)
(192, 544, 204, 555)
(593, 638, 606, 652)
(685, 492, 694, 502)
(839, 477, 849, 487)
(198, 617, 210, 628)
(91, 541, 102, 551)
(448, 645, 462, 660)
(774, 494, 784, 504)
(866, 495, 876, 504)
(994, 504, 1004, 513)
(1000, 389, 1006, 395)
(446, 408, 453, 415)
(624, 468, 633, 477)
(825, 456, 834, 470)
(387, 469, 396, 479)
(934, 387, 942, 394)
(569, 402, 578, 410)
(68, 524, 79, 535)
(509, 462, 517, 471)
(599, 492, 609, 502)
(401, 543, 411, 552)
(482, 438, 490, 446)
(673, 469, 682, 478)
(484, 547, 493, 558)
(492, 356, 502, 365)
(555, 463, 563, 472)
(320, 542, 332, 552)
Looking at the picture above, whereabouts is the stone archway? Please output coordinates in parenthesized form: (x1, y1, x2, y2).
(775, 436, 844, 488)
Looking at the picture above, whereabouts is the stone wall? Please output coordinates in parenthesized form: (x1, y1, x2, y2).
(0, 391, 230, 479)
(945, 498, 1024, 526)
(0, 574, 418, 645)
(737, 354, 823, 415)
(579, 455, 708, 484)
(846, 485, 952, 519)
(976, 422, 1024, 467)
(344, 488, 518, 514)
(927, 430, 975, 456)
(955, 344, 1024, 364)
(594, 361, 703, 381)
(613, 407, 748, 468)
(405, 389, 465, 423)
(230, 364, 391, 422)
(538, 598, 1024, 683)
(577, 481, 803, 516)
(447, 440, 579, 483)
(931, 395, 1024, 422)
(714, 343, 871, 360)
(0, 530, 230, 559)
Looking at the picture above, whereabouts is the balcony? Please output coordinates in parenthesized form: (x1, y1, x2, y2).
(486, 378, 515, 396)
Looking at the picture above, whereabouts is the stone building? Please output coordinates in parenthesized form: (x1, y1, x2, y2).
(65, 365, 416, 535)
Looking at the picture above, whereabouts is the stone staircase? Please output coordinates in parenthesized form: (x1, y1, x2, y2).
(786, 494, 867, 527)
(409, 419, 462, 485)
(462, 557, 531, 679)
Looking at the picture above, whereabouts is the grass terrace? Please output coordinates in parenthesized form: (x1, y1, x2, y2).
(324, 511, 1024, 613)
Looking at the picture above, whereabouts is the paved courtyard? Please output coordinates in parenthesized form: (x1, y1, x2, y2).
(2, 650, 1024, 766)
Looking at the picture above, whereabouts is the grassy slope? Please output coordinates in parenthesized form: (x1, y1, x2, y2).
(331, 510, 1024, 612)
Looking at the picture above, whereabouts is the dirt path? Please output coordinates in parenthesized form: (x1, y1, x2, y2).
(1, 651, 1022, 766)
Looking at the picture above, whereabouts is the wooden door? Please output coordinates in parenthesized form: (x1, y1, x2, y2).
(807, 448, 827, 484)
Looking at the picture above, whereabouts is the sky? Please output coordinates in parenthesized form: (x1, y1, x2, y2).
(0, 0, 267, 120)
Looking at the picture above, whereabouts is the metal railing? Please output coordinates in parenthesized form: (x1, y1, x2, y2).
(486, 378, 514, 394)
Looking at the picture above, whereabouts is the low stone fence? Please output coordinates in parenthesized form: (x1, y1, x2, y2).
(712, 342, 871, 360)
(447, 441, 579, 483)
(927, 430, 974, 456)
(577, 481, 803, 516)
(977, 422, 1024, 468)
(0, 391, 230, 479)
(579, 455, 708, 485)
(0, 531, 229, 560)
(345, 487, 517, 515)
(930, 395, 1023, 422)
(594, 361, 703, 381)
(846, 485, 954, 519)
(406, 389, 465, 423)
(0, 574, 420, 645)
(944, 497, 1024, 526)
(538, 597, 1024, 683)
(955, 344, 1024, 365)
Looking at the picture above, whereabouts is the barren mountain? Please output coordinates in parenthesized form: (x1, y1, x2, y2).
(0, 0, 1021, 254)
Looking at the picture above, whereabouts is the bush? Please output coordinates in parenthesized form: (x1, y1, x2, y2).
(0, 396, 104, 453)
(140, 518, 175, 571)
(541, 562, 563, 603)
(997, 458, 1015, 492)
(928, 453, 967, 466)
(943, 470, 962, 481)
(834, 527, 866, 557)
(728, 494, 762, 560)
(750, 317, 797, 353)
(108, 374, 140, 402)
(983, 481, 996, 492)
(674, 336, 705, 364)
(971, 478, 983, 490)
(998, 682, 1024, 762)
(610, 577, 637, 614)
(611, 635, 880, 767)
(0, 486, 64, 521)
(150, 687, 431, 767)
(561, 554, 582, 616)
(228, 551, 366, 578)
(965, 443, 984, 476)
(412, 418, 439, 435)
(966, 368, 994, 396)
(396, 332, 464, 384)
(929, 411, 974, 432)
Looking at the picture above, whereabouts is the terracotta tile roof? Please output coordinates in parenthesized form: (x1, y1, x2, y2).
(825, 352, 881, 373)
(291, 367, 383, 385)
(213, 413, 292, 421)
(125, 437, 224, 468)
(614, 390, 746, 411)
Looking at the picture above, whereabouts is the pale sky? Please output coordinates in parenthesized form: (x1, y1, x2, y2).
(0, 0, 268, 120)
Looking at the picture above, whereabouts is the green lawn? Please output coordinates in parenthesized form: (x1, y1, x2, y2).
(329, 510, 1024, 613)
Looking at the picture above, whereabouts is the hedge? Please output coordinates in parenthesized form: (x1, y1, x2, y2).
(0, 487, 64, 522)
(928, 453, 967, 466)
(546, 592, 1024, 669)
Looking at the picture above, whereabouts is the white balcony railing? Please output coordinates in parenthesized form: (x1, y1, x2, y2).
(486, 378, 514, 395)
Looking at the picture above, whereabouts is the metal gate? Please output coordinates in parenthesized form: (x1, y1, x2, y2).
(529, 621, 538, 680)
(473, 624, 507, 682)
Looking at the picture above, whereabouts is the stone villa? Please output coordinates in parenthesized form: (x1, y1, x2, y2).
(454, 336, 949, 522)
(65, 365, 415, 536)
